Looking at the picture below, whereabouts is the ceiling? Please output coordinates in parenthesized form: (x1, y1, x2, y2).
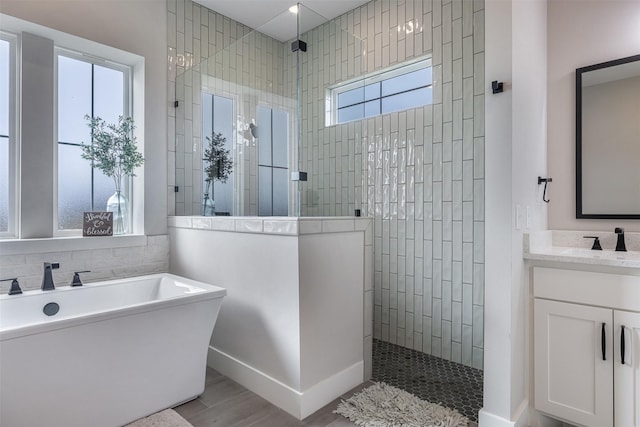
(194, 0, 370, 42)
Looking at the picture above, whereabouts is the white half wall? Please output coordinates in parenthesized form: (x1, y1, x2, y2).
(168, 218, 369, 419)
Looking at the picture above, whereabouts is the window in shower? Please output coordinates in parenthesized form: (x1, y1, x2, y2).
(0, 32, 16, 236)
(202, 93, 234, 215)
(257, 106, 288, 216)
(56, 50, 131, 232)
(327, 57, 432, 125)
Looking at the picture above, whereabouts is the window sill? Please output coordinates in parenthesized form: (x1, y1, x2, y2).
(0, 234, 147, 256)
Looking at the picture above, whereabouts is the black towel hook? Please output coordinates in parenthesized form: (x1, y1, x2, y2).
(538, 177, 552, 203)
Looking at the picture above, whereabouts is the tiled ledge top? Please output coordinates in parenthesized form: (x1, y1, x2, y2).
(524, 230, 640, 269)
(168, 216, 372, 236)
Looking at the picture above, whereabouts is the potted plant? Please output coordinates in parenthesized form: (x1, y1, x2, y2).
(202, 132, 233, 216)
(81, 115, 144, 234)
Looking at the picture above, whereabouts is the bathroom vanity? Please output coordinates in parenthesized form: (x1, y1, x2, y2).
(168, 216, 373, 420)
(525, 231, 640, 427)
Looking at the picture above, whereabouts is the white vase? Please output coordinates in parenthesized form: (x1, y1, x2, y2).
(106, 190, 129, 235)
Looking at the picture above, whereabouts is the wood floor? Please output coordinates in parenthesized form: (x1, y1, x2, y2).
(174, 367, 479, 427)
(173, 368, 368, 426)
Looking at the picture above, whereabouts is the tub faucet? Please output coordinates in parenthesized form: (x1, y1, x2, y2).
(42, 262, 60, 291)
(615, 228, 627, 252)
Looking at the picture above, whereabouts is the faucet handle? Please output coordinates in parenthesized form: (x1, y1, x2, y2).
(1, 278, 22, 295)
(71, 271, 91, 287)
(584, 236, 603, 250)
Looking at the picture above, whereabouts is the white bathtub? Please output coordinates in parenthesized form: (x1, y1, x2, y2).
(0, 273, 226, 427)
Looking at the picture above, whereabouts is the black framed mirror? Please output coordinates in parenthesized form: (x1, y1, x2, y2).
(576, 54, 640, 219)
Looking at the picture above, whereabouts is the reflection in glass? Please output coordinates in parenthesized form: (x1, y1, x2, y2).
(381, 68, 431, 96)
(58, 144, 91, 229)
(202, 93, 234, 215)
(258, 106, 289, 216)
(94, 65, 124, 125)
(0, 40, 9, 137)
(0, 39, 9, 232)
(273, 168, 288, 216)
(0, 137, 8, 232)
(58, 56, 91, 144)
(258, 166, 272, 216)
(338, 103, 365, 124)
(174, 3, 364, 217)
(382, 87, 432, 114)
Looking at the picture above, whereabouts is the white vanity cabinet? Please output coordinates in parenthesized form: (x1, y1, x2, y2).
(533, 267, 640, 427)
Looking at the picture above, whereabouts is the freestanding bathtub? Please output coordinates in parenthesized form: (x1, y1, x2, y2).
(0, 273, 226, 427)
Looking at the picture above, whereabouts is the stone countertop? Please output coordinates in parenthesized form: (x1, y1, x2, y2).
(524, 230, 640, 269)
(167, 216, 372, 236)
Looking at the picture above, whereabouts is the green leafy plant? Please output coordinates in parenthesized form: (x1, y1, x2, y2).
(203, 132, 233, 192)
(81, 115, 144, 191)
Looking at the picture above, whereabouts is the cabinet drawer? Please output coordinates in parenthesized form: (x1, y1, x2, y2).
(533, 267, 640, 311)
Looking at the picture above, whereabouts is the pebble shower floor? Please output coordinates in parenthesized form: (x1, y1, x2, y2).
(372, 339, 483, 422)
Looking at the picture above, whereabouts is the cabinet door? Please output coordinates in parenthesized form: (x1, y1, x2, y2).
(615, 310, 640, 427)
(534, 299, 613, 427)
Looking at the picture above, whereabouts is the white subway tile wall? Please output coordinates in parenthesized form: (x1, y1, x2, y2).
(168, 0, 484, 369)
(0, 236, 170, 293)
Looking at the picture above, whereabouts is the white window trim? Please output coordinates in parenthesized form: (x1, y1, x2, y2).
(0, 31, 20, 238)
(54, 47, 133, 237)
(326, 56, 433, 126)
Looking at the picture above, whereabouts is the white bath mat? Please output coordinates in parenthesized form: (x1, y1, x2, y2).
(124, 409, 192, 427)
(334, 382, 469, 427)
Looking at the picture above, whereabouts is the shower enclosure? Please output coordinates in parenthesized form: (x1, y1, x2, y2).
(172, 3, 365, 218)
(169, 0, 485, 420)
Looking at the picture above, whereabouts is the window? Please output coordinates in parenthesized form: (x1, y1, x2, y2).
(56, 50, 130, 231)
(257, 106, 288, 216)
(0, 32, 17, 236)
(327, 57, 432, 125)
(202, 93, 234, 215)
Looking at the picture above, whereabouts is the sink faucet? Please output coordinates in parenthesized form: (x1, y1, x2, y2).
(615, 228, 627, 252)
(42, 262, 60, 291)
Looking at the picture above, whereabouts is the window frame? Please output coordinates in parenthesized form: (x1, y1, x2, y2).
(53, 47, 132, 236)
(0, 31, 19, 238)
(326, 56, 433, 126)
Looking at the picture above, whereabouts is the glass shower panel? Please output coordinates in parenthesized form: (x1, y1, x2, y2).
(257, 106, 272, 166)
(258, 166, 272, 216)
(173, 3, 363, 217)
(272, 109, 288, 168)
(174, 21, 293, 217)
(273, 167, 289, 216)
(295, 5, 366, 217)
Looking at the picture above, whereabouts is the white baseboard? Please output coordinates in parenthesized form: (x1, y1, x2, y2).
(479, 410, 516, 427)
(208, 346, 363, 420)
(478, 401, 529, 427)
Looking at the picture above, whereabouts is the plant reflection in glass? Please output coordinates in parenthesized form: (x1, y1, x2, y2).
(202, 132, 232, 216)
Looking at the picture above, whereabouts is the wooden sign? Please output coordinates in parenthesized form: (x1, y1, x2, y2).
(83, 212, 113, 237)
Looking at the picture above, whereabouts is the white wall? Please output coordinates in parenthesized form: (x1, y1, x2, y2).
(482, 0, 547, 425)
(547, 0, 640, 231)
(1, 0, 168, 236)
